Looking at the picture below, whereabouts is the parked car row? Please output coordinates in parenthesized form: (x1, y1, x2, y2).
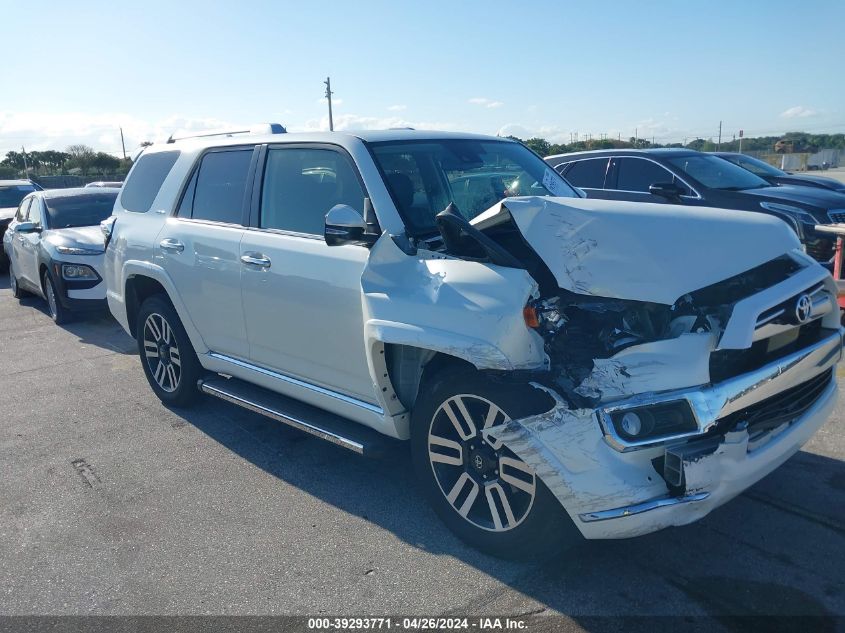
(3, 128, 842, 559)
(545, 148, 845, 263)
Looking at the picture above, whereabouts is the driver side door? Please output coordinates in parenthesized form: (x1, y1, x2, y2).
(16, 197, 44, 288)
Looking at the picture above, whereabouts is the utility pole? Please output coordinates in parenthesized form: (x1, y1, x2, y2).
(717, 120, 722, 151)
(120, 127, 127, 160)
(324, 77, 334, 132)
(634, 128, 638, 147)
(21, 146, 29, 178)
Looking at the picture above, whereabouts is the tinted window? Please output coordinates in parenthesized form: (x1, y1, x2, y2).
(260, 148, 366, 235)
(44, 192, 118, 229)
(191, 150, 253, 224)
(616, 158, 677, 192)
(15, 197, 32, 221)
(0, 184, 36, 208)
(120, 151, 180, 213)
(666, 154, 768, 191)
(564, 158, 608, 189)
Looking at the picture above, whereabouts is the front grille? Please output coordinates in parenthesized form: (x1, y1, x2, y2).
(710, 321, 827, 383)
(687, 255, 803, 307)
(713, 368, 833, 436)
(828, 211, 845, 223)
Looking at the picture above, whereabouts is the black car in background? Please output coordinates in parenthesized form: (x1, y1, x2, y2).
(714, 152, 845, 193)
(546, 149, 845, 262)
(0, 179, 41, 269)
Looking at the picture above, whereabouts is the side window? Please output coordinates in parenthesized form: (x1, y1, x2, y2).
(120, 150, 180, 213)
(260, 147, 366, 235)
(190, 149, 253, 224)
(15, 198, 32, 221)
(28, 199, 43, 226)
(616, 158, 681, 193)
(564, 158, 609, 189)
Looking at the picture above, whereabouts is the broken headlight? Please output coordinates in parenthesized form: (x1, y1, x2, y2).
(600, 400, 698, 450)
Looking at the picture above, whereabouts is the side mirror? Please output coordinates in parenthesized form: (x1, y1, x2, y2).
(325, 205, 373, 247)
(16, 221, 41, 234)
(648, 182, 685, 200)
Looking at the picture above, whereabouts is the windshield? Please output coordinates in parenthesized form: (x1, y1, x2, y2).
(44, 192, 118, 229)
(728, 154, 786, 178)
(667, 154, 769, 191)
(0, 184, 36, 208)
(368, 139, 577, 235)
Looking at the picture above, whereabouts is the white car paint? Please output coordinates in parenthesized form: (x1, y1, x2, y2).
(106, 129, 841, 540)
(472, 197, 802, 305)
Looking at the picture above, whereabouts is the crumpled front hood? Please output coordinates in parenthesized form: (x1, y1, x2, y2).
(472, 197, 801, 305)
(43, 225, 105, 252)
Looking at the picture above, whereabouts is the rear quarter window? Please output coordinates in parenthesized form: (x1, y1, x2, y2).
(120, 151, 180, 213)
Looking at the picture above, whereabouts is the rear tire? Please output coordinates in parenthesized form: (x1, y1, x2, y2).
(411, 365, 579, 560)
(136, 295, 202, 407)
(43, 271, 71, 325)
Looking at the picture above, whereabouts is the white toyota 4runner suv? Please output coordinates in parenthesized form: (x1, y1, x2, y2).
(104, 128, 841, 558)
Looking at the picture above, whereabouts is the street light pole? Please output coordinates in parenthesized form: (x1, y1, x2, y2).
(120, 127, 127, 160)
(324, 77, 334, 132)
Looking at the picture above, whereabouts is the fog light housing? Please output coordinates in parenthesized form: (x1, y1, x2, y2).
(61, 264, 98, 281)
(603, 400, 698, 449)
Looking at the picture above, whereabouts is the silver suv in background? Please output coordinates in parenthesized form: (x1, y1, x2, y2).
(103, 128, 841, 558)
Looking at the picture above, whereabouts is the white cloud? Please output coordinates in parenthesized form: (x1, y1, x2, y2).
(387, 104, 407, 112)
(0, 111, 240, 156)
(468, 97, 504, 109)
(781, 105, 817, 119)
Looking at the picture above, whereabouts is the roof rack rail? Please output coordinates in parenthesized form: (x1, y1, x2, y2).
(388, 127, 415, 130)
(165, 122, 286, 144)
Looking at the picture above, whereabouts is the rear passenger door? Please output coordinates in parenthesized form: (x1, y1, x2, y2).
(558, 158, 612, 199)
(239, 144, 376, 404)
(158, 146, 257, 359)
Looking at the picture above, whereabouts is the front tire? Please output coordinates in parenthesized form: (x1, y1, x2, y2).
(136, 295, 202, 407)
(43, 272, 70, 324)
(411, 366, 578, 559)
(9, 261, 26, 299)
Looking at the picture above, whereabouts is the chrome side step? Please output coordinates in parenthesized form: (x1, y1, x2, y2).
(198, 375, 391, 457)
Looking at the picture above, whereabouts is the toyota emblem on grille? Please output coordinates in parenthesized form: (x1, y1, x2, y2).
(795, 294, 812, 323)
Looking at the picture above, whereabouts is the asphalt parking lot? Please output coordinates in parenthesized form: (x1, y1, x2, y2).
(1, 276, 844, 629)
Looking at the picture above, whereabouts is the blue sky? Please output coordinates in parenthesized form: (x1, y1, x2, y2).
(2, 0, 843, 156)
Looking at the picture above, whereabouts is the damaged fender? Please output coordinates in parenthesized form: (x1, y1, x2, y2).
(360, 235, 547, 430)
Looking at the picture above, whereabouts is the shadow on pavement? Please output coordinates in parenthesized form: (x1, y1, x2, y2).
(169, 393, 844, 628)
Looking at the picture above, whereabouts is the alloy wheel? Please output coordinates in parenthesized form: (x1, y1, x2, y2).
(142, 312, 182, 393)
(45, 278, 58, 319)
(427, 394, 536, 532)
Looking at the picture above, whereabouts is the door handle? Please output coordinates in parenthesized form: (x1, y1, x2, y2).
(159, 238, 185, 253)
(240, 252, 271, 268)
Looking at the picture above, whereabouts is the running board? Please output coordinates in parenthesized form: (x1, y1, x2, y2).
(197, 375, 391, 457)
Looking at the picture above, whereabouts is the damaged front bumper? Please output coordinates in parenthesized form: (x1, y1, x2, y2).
(488, 328, 842, 539)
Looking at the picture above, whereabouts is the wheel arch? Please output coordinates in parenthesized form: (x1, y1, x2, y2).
(120, 263, 208, 355)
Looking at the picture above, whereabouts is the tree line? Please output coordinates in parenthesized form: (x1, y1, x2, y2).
(0, 145, 131, 179)
(513, 131, 845, 157)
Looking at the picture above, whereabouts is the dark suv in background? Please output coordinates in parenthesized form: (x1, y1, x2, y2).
(546, 149, 845, 262)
